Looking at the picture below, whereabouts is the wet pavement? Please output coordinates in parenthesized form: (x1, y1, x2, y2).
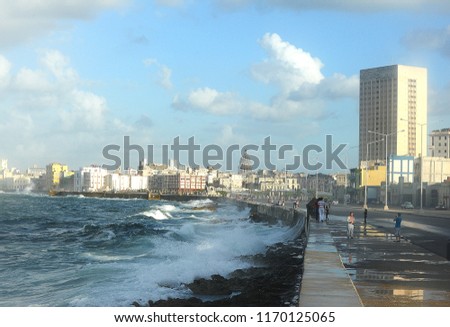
(299, 214, 450, 306)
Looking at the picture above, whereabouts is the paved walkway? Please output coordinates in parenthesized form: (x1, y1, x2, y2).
(299, 214, 450, 307)
(299, 218, 363, 306)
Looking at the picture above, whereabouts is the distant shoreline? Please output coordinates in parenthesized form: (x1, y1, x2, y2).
(48, 190, 215, 202)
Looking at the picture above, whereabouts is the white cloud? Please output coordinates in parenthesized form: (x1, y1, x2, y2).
(67, 89, 107, 129)
(172, 33, 357, 121)
(144, 58, 173, 90)
(0, 50, 138, 169)
(289, 73, 359, 100)
(158, 66, 173, 90)
(40, 49, 78, 83)
(252, 33, 324, 93)
(0, 0, 129, 48)
(14, 68, 52, 92)
(173, 87, 243, 115)
(0, 55, 11, 88)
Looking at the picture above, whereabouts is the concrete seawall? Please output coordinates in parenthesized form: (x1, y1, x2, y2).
(248, 202, 307, 229)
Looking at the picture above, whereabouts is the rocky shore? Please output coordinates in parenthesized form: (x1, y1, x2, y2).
(133, 232, 307, 307)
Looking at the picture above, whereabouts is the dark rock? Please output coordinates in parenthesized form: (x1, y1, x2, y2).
(187, 274, 232, 296)
(144, 232, 307, 307)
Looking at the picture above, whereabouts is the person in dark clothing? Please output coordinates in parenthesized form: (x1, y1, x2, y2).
(393, 213, 402, 242)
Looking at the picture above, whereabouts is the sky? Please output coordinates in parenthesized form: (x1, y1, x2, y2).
(1, 0, 450, 173)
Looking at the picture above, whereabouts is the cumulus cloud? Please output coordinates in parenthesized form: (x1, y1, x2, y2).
(0, 49, 138, 168)
(402, 25, 450, 58)
(0, 55, 11, 88)
(172, 33, 357, 121)
(252, 33, 324, 93)
(173, 87, 243, 115)
(144, 58, 173, 90)
(14, 68, 53, 92)
(0, 0, 129, 48)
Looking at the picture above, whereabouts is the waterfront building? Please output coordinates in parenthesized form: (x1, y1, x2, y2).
(217, 173, 243, 191)
(360, 162, 386, 187)
(179, 171, 207, 192)
(334, 173, 349, 188)
(359, 65, 428, 163)
(388, 155, 415, 184)
(46, 163, 69, 190)
(130, 175, 149, 191)
(105, 173, 131, 192)
(416, 156, 450, 185)
(0, 175, 32, 192)
(147, 168, 207, 194)
(26, 165, 46, 178)
(430, 128, 450, 158)
(74, 166, 108, 192)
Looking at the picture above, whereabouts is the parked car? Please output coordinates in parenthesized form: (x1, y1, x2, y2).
(435, 204, 447, 210)
(401, 201, 414, 209)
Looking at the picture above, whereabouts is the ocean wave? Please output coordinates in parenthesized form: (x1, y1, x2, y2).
(183, 199, 214, 207)
(141, 209, 173, 220)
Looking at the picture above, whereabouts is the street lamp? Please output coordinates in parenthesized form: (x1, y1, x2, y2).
(368, 129, 405, 210)
(363, 138, 384, 209)
(401, 118, 427, 211)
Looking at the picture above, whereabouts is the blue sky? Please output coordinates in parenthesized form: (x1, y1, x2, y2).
(1, 0, 450, 173)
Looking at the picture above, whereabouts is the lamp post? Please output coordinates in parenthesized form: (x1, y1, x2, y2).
(364, 138, 384, 209)
(316, 172, 319, 198)
(401, 118, 426, 211)
(368, 129, 405, 210)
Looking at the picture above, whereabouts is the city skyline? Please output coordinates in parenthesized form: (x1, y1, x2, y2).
(1, 1, 450, 172)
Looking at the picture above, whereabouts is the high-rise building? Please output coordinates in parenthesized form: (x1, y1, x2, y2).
(430, 128, 450, 158)
(359, 65, 427, 164)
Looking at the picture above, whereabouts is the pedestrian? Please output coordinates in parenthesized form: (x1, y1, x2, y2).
(393, 213, 402, 242)
(347, 211, 355, 239)
(364, 208, 368, 225)
(325, 204, 330, 222)
(317, 197, 325, 222)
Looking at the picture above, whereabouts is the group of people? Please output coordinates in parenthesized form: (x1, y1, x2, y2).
(306, 197, 330, 223)
(305, 197, 404, 241)
(346, 210, 403, 241)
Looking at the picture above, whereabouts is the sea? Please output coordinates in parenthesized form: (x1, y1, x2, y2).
(0, 191, 297, 307)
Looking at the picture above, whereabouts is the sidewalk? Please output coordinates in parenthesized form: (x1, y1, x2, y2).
(299, 215, 450, 307)
(298, 218, 363, 307)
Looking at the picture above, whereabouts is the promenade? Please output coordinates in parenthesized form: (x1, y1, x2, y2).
(299, 213, 450, 307)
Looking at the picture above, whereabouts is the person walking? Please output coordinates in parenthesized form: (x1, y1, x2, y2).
(363, 208, 368, 225)
(347, 212, 355, 239)
(393, 213, 402, 242)
(317, 197, 325, 222)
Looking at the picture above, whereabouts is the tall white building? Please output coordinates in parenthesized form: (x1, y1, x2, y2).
(74, 166, 108, 192)
(359, 65, 428, 164)
(430, 128, 450, 158)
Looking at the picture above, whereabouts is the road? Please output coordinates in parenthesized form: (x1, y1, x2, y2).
(327, 204, 450, 259)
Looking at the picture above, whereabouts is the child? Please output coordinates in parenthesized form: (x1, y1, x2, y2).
(347, 212, 355, 239)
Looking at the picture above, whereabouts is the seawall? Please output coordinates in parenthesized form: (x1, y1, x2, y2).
(49, 191, 151, 199)
(248, 202, 307, 228)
